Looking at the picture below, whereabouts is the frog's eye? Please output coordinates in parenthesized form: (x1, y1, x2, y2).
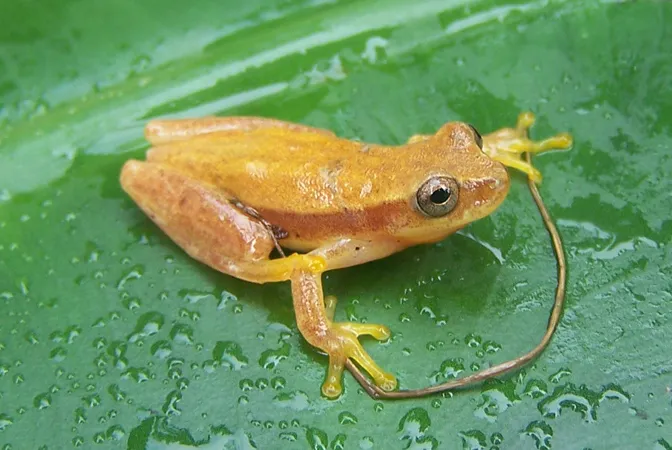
(416, 176, 459, 217)
(467, 124, 483, 150)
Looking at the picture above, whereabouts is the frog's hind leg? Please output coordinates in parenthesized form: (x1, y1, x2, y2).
(145, 116, 336, 145)
(120, 160, 323, 283)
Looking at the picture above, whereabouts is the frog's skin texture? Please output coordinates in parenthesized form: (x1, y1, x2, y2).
(120, 113, 571, 398)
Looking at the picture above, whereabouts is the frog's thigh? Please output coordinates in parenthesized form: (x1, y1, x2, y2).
(120, 161, 321, 283)
(145, 116, 335, 145)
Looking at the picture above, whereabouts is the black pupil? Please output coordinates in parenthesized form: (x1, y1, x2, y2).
(430, 187, 450, 204)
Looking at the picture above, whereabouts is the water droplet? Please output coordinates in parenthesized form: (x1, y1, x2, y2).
(123, 297, 141, 310)
(599, 383, 630, 403)
(458, 430, 487, 450)
(0, 413, 13, 430)
(74, 407, 87, 424)
(239, 379, 254, 392)
(523, 379, 548, 399)
(374, 402, 384, 413)
(82, 394, 101, 408)
(305, 427, 328, 450)
(151, 340, 172, 359)
(490, 432, 504, 445)
(538, 383, 599, 422)
(93, 338, 107, 350)
(107, 384, 126, 402)
(24, 331, 39, 345)
(33, 393, 52, 409)
(338, 411, 358, 425)
(483, 340, 501, 353)
(255, 378, 269, 390)
(399, 313, 411, 323)
(359, 436, 374, 449)
(162, 390, 182, 416)
(169, 323, 194, 345)
(474, 381, 520, 422)
(107, 341, 127, 358)
(419, 306, 435, 319)
(176, 377, 189, 391)
(332, 433, 346, 450)
(548, 367, 571, 383)
(430, 358, 464, 383)
(398, 407, 431, 444)
(167, 367, 182, 380)
(65, 326, 82, 344)
(273, 391, 310, 411)
(106, 425, 125, 441)
(213, 341, 248, 370)
(280, 432, 297, 442)
(465, 333, 482, 347)
(655, 418, 664, 427)
(93, 431, 105, 443)
(523, 420, 553, 450)
(116, 265, 144, 290)
(128, 312, 165, 343)
(259, 343, 290, 370)
(654, 439, 672, 450)
(218, 290, 238, 309)
(271, 376, 286, 390)
(50, 347, 67, 362)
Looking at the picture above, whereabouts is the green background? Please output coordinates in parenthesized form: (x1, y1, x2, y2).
(1, 0, 671, 448)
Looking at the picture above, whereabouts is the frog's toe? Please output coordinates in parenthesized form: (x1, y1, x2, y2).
(320, 322, 397, 398)
(339, 322, 391, 341)
(536, 132, 573, 151)
(322, 355, 346, 398)
(516, 111, 537, 130)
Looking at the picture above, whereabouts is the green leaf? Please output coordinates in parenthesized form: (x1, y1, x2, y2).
(1, 0, 670, 448)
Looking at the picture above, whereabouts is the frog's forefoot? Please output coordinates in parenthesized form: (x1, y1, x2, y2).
(320, 319, 397, 398)
(320, 295, 396, 397)
(482, 112, 572, 183)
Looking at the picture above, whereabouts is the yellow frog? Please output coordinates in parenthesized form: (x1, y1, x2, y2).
(120, 112, 571, 398)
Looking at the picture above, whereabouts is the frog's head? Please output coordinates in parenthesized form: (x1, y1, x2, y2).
(392, 122, 510, 244)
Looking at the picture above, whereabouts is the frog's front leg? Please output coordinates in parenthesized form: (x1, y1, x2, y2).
(483, 112, 572, 183)
(292, 270, 396, 397)
(291, 238, 407, 397)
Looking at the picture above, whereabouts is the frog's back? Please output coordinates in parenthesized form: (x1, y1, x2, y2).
(146, 127, 407, 214)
